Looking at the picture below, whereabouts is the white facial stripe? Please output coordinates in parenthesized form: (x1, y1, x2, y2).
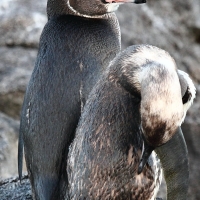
(67, 0, 103, 18)
(67, 0, 119, 18)
(106, 3, 121, 12)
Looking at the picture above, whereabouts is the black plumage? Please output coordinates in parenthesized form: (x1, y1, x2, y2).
(18, 3, 121, 199)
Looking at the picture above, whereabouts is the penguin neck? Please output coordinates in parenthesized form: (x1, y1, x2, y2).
(47, 0, 113, 19)
(66, 0, 109, 19)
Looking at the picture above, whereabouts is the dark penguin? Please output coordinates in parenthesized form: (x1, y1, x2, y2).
(67, 45, 195, 199)
(18, 0, 146, 199)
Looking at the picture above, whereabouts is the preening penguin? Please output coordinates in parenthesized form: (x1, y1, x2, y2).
(18, 0, 146, 199)
(67, 45, 195, 199)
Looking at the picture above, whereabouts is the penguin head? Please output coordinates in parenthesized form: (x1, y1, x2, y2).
(109, 44, 196, 173)
(67, 0, 146, 17)
(138, 69, 196, 174)
(119, 45, 185, 145)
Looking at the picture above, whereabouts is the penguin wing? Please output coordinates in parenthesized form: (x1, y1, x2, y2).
(18, 129, 23, 182)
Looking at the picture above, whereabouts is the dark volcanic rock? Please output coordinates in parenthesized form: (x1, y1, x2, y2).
(0, 175, 32, 200)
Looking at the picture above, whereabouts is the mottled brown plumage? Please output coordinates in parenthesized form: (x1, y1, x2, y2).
(68, 77, 162, 199)
(67, 45, 195, 200)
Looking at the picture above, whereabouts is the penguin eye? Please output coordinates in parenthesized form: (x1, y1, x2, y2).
(182, 86, 192, 104)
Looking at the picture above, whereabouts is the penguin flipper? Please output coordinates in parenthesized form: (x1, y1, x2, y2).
(18, 129, 24, 182)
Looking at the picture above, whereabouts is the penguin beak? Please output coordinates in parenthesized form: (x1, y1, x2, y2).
(133, 0, 146, 4)
(138, 137, 154, 174)
(105, 0, 146, 4)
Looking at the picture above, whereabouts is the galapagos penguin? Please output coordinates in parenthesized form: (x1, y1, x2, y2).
(18, 0, 146, 199)
(67, 44, 195, 199)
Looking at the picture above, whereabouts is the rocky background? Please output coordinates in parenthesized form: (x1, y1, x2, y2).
(0, 0, 199, 199)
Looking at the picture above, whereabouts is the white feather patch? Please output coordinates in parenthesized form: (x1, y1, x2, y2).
(178, 69, 196, 123)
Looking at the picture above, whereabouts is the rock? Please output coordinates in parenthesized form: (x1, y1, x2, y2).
(0, 112, 19, 179)
(0, 47, 37, 119)
(0, 0, 46, 119)
(0, 175, 32, 200)
(0, 0, 199, 199)
(0, 0, 47, 48)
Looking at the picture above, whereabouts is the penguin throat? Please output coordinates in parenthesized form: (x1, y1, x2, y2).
(67, 0, 104, 18)
(67, 0, 119, 18)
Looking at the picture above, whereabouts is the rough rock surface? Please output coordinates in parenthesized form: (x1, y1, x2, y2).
(0, 0, 199, 199)
(0, 175, 32, 200)
(0, 47, 37, 119)
(0, 112, 19, 179)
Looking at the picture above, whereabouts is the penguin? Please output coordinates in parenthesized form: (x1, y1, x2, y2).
(67, 44, 196, 199)
(18, 0, 146, 199)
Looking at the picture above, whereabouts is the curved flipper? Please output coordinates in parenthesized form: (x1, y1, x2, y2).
(155, 127, 189, 200)
(18, 130, 24, 182)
